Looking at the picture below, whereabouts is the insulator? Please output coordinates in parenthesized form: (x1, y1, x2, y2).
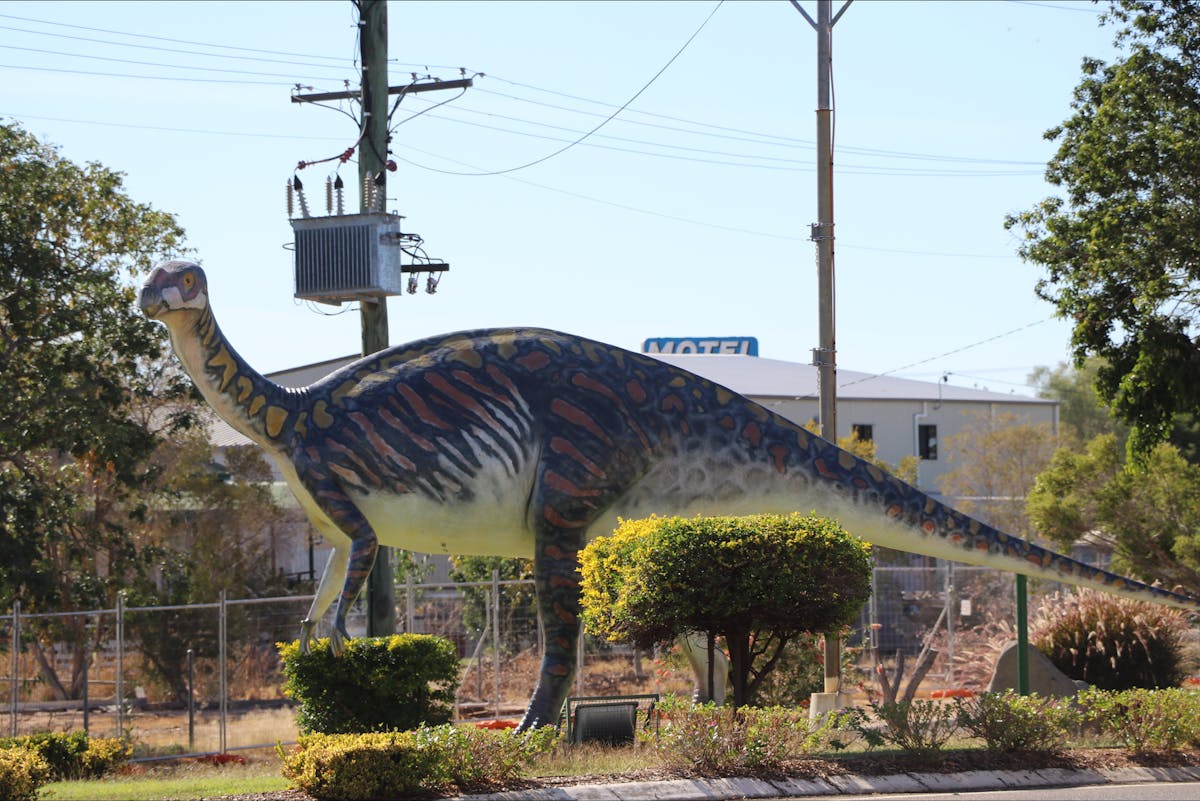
(334, 175, 345, 216)
(407, 274, 418, 295)
(286, 182, 293, 217)
(426, 274, 439, 295)
(325, 177, 333, 216)
(294, 178, 310, 219)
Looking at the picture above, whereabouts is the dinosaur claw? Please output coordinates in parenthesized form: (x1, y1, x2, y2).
(299, 618, 316, 655)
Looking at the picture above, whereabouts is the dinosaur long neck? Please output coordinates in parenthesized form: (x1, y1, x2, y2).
(168, 305, 303, 450)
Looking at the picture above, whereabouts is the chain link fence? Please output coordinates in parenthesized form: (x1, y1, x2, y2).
(2, 562, 1071, 757)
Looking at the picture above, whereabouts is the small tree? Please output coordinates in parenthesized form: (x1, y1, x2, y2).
(580, 514, 872, 708)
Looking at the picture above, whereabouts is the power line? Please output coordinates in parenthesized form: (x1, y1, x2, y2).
(0, 22, 353, 70)
(0, 11, 352, 62)
(409, 0, 726, 177)
(838, 319, 1052, 390)
(0, 43, 345, 81)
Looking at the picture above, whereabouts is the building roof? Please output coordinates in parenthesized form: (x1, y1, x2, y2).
(206, 351, 1050, 450)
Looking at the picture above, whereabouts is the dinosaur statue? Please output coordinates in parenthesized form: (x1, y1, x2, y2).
(140, 259, 1200, 729)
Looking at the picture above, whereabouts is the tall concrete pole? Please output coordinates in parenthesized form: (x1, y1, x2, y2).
(358, 0, 396, 638)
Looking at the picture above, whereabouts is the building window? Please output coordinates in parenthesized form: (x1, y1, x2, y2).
(851, 423, 874, 442)
(918, 424, 938, 460)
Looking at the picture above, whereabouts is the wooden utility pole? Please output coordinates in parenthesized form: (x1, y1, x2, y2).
(289, 2, 470, 640)
(791, 0, 851, 707)
(357, 0, 394, 639)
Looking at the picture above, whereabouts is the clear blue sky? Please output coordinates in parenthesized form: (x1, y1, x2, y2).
(2, 0, 1120, 403)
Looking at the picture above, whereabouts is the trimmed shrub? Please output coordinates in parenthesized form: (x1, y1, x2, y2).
(0, 732, 129, 780)
(279, 634, 460, 733)
(581, 513, 871, 708)
(1077, 687, 1200, 753)
(1031, 589, 1190, 690)
(280, 725, 558, 800)
(645, 696, 835, 774)
(0, 748, 50, 801)
(954, 691, 1077, 753)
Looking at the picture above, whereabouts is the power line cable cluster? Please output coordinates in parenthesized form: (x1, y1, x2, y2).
(1, 8, 1047, 179)
(0, 6, 1067, 385)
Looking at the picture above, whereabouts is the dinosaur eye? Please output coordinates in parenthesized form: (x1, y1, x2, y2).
(181, 273, 195, 290)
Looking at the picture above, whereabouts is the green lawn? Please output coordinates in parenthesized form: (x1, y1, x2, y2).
(42, 759, 290, 801)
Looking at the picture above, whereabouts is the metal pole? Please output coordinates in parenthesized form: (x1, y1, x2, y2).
(10, 601, 19, 737)
(359, 0, 397, 639)
(82, 643, 89, 735)
(218, 589, 227, 753)
(405, 574, 415, 634)
(1016, 574, 1030, 695)
(187, 648, 195, 750)
(491, 568, 500, 717)
(115, 594, 124, 739)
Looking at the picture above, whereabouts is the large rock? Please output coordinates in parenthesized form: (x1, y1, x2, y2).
(986, 641, 1088, 697)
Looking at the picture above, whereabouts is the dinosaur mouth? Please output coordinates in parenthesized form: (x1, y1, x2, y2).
(138, 284, 166, 318)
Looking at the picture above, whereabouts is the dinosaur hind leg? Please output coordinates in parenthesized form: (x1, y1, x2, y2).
(300, 543, 349, 653)
(518, 520, 587, 731)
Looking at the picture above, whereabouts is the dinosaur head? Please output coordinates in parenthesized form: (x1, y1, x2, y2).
(139, 260, 209, 320)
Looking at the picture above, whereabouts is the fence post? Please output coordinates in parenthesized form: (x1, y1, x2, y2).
(187, 648, 195, 750)
(116, 593, 124, 739)
(219, 589, 228, 754)
(946, 561, 956, 683)
(405, 574, 415, 633)
(491, 569, 500, 717)
(9, 600, 19, 737)
(82, 641, 89, 735)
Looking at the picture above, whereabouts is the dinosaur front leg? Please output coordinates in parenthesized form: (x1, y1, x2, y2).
(295, 464, 382, 656)
(519, 523, 587, 731)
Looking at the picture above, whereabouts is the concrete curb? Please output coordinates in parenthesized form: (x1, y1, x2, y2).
(460, 765, 1200, 800)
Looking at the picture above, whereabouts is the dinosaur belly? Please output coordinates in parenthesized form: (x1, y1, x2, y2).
(354, 489, 536, 558)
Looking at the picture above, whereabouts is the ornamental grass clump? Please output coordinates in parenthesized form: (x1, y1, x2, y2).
(1077, 687, 1200, 753)
(1031, 589, 1190, 690)
(954, 691, 1077, 753)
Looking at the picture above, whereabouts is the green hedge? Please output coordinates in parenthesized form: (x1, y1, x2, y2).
(0, 748, 50, 801)
(280, 725, 558, 799)
(0, 732, 129, 781)
(279, 634, 460, 734)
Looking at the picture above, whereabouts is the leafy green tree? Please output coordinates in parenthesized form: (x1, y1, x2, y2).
(129, 428, 290, 702)
(1006, 0, 1200, 458)
(0, 121, 187, 697)
(1029, 359, 1129, 448)
(1028, 434, 1200, 594)
(580, 514, 871, 708)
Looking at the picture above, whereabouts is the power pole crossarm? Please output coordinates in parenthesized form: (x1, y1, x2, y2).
(291, 78, 474, 104)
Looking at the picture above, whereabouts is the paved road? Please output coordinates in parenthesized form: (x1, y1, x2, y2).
(818, 780, 1200, 800)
